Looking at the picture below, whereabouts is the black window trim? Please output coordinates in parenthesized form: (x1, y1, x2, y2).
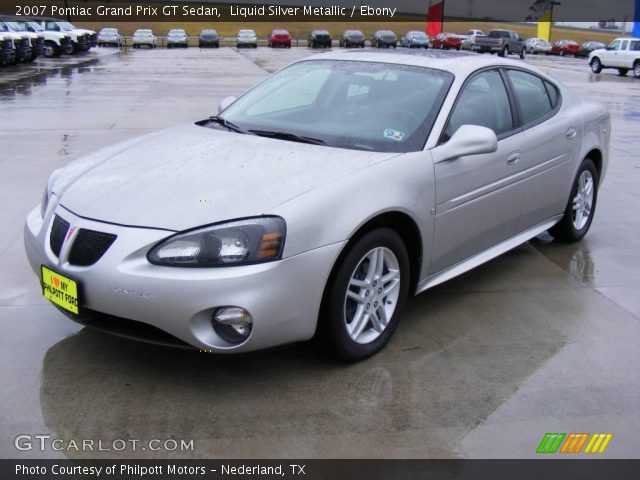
(501, 66, 563, 131)
(438, 66, 521, 146)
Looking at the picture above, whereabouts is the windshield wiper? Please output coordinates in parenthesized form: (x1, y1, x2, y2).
(248, 130, 326, 145)
(207, 116, 251, 135)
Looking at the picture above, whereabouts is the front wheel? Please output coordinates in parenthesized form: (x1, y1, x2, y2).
(322, 229, 410, 362)
(43, 41, 61, 58)
(548, 158, 599, 243)
(590, 57, 602, 73)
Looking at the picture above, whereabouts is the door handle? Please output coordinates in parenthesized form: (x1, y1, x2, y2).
(506, 151, 521, 165)
(566, 127, 577, 139)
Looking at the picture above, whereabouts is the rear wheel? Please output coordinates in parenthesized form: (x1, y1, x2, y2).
(322, 229, 410, 362)
(560, 49, 565, 56)
(590, 57, 602, 73)
(634, 61, 640, 78)
(548, 158, 599, 243)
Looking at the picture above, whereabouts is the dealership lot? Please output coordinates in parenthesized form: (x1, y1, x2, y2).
(0, 46, 639, 458)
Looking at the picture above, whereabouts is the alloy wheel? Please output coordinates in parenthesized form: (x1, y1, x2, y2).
(572, 170, 594, 230)
(343, 247, 401, 345)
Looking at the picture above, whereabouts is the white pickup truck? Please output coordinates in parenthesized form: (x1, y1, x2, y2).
(0, 18, 44, 62)
(0, 22, 31, 63)
(1, 16, 72, 58)
(29, 18, 96, 53)
(589, 37, 640, 78)
(0, 33, 15, 65)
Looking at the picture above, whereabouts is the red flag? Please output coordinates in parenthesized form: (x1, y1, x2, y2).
(427, 1, 444, 37)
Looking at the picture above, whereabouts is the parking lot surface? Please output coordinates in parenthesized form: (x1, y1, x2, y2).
(1, 46, 639, 459)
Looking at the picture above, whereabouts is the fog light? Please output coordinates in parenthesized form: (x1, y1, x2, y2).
(212, 307, 253, 344)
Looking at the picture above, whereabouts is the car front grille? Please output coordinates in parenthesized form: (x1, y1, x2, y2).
(49, 215, 117, 266)
(1, 39, 12, 51)
(50, 215, 70, 257)
(61, 36, 71, 46)
(68, 229, 117, 266)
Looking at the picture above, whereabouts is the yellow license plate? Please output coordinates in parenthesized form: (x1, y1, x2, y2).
(41, 265, 79, 315)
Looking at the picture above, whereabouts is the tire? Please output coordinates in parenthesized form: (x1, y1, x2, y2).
(321, 228, 410, 361)
(618, 68, 628, 76)
(548, 158, 599, 243)
(634, 61, 640, 79)
(43, 41, 61, 58)
(560, 49, 565, 57)
(590, 57, 602, 73)
(520, 48, 526, 59)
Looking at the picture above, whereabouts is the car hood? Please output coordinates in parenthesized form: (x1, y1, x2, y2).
(55, 124, 398, 231)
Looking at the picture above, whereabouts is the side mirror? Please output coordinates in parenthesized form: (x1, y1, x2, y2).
(218, 96, 237, 114)
(433, 125, 498, 164)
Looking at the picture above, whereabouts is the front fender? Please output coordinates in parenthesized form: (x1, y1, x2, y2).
(270, 150, 436, 281)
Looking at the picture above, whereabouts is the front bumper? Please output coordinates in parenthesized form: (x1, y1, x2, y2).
(25, 204, 344, 353)
(0, 49, 15, 64)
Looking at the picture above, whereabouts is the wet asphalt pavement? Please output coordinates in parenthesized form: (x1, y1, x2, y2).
(0, 46, 639, 459)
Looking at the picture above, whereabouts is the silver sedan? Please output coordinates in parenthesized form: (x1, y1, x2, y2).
(25, 51, 610, 361)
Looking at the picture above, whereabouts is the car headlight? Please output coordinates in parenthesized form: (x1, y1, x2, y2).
(147, 217, 286, 267)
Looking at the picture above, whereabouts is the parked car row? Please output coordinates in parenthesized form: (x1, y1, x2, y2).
(0, 16, 95, 65)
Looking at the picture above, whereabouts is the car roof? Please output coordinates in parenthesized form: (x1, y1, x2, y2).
(308, 50, 549, 79)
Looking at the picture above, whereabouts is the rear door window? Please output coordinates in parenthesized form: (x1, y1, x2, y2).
(506, 70, 555, 126)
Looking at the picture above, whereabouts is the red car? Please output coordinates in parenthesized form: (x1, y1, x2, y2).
(551, 40, 581, 57)
(268, 29, 291, 48)
(430, 32, 462, 50)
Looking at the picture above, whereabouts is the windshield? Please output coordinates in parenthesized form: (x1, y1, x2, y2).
(27, 21, 43, 32)
(6, 21, 26, 31)
(216, 60, 453, 153)
(58, 22, 76, 31)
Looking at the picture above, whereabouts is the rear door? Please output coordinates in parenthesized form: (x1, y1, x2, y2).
(503, 69, 581, 230)
(430, 69, 524, 273)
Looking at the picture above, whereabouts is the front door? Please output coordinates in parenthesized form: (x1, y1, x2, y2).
(430, 69, 523, 273)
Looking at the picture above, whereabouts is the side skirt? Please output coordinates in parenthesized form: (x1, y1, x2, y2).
(416, 215, 563, 294)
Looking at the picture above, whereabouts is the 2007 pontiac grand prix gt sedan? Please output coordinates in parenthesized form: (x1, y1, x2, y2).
(25, 51, 610, 361)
